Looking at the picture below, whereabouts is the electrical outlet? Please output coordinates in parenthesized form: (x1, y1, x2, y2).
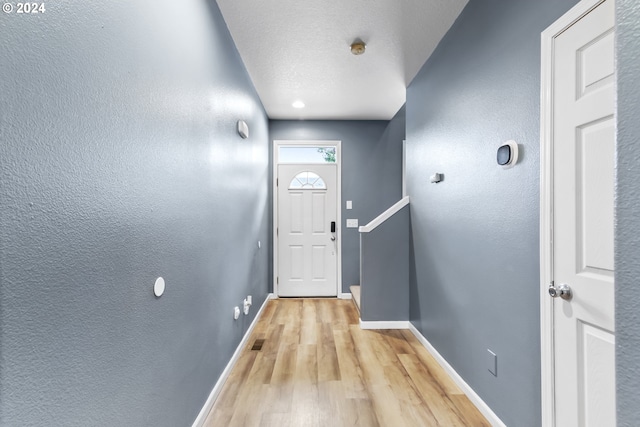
(487, 349, 497, 376)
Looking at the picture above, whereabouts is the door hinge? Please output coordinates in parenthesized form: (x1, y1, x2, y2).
(277, 178, 278, 186)
(277, 227, 278, 236)
(277, 277, 279, 284)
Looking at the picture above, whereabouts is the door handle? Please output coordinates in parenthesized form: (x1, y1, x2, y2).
(548, 283, 572, 300)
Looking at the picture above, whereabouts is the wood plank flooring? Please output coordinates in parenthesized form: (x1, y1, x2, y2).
(204, 299, 490, 427)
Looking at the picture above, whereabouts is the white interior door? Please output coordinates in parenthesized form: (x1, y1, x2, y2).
(550, 0, 615, 425)
(277, 164, 337, 297)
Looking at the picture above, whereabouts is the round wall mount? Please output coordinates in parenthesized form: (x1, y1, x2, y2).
(154, 277, 165, 297)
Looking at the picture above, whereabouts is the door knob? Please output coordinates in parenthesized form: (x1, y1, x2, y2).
(548, 283, 572, 300)
(331, 236, 336, 241)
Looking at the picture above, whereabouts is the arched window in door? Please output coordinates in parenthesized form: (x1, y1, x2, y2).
(288, 171, 327, 189)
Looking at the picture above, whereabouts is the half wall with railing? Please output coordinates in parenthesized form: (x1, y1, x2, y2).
(358, 196, 410, 325)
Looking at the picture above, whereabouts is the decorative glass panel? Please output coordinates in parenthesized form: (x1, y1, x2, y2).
(279, 146, 337, 163)
(289, 171, 327, 190)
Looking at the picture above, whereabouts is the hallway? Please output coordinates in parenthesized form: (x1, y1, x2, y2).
(205, 299, 489, 426)
(2, 0, 639, 425)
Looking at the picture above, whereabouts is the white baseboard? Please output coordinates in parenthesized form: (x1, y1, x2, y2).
(407, 323, 507, 427)
(359, 319, 410, 330)
(192, 293, 275, 427)
(338, 292, 352, 300)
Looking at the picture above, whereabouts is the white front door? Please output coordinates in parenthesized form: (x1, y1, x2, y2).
(548, 0, 615, 425)
(277, 164, 338, 297)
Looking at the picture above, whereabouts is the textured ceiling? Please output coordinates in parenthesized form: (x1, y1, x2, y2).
(216, 0, 468, 120)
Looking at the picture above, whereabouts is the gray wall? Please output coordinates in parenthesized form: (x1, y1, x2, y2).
(616, 0, 640, 425)
(360, 205, 409, 322)
(405, 0, 578, 425)
(270, 107, 406, 293)
(0, 1, 269, 426)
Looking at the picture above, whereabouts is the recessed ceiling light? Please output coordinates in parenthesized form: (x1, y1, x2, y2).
(292, 100, 305, 109)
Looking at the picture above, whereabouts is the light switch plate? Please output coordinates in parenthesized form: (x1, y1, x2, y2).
(346, 200, 352, 210)
(346, 219, 358, 228)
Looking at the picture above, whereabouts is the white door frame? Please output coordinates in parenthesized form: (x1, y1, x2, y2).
(539, 0, 609, 424)
(273, 140, 342, 297)
(402, 140, 407, 198)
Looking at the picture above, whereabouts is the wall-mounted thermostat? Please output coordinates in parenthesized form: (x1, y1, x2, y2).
(497, 140, 518, 169)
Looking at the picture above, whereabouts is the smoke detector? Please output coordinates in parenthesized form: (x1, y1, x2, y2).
(350, 40, 366, 55)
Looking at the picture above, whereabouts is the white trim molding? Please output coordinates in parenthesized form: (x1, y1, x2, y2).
(192, 293, 275, 427)
(338, 292, 352, 300)
(408, 324, 507, 427)
(539, 1, 605, 425)
(358, 196, 410, 233)
(359, 319, 410, 330)
(402, 139, 407, 198)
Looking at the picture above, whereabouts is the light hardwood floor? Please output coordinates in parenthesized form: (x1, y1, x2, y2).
(204, 299, 490, 427)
